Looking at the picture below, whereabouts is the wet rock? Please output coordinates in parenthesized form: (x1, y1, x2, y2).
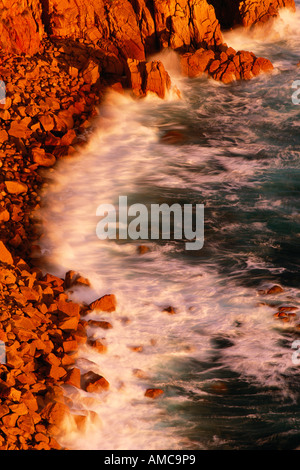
(87, 339, 107, 354)
(87, 320, 113, 330)
(137, 245, 150, 254)
(127, 59, 171, 99)
(89, 294, 117, 313)
(181, 49, 215, 78)
(64, 270, 90, 289)
(160, 130, 186, 145)
(163, 306, 177, 315)
(145, 388, 164, 399)
(81, 371, 110, 393)
(266, 285, 284, 295)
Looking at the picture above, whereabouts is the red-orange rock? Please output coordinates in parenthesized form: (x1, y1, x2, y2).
(127, 59, 171, 99)
(41, 402, 69, 426)
(266, 285, 284, 295)
(87, 339, 107, 354)
(0, 242, 13, 265)
(144, 61, 171, 99)
(87, 320, 113, 330)
(81, 371, 109, 393)
(145, 388, 164, 399)
(64, 367, 81, 389)
(0, 0, 43, 55)
(89, 294, 117, 313)
(181, 49, 215, 78)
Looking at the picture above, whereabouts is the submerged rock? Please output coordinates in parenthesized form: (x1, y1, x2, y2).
(145, 388, 164, 399)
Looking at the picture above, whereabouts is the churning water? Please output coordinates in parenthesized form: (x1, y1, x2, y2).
(39, 6, 300, 450)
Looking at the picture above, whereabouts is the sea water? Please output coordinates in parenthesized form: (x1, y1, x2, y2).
(39, 6, 300, 450)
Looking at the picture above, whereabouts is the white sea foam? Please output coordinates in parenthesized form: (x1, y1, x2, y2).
(38, 86, 300, 450)
(38, 6, 300, 447)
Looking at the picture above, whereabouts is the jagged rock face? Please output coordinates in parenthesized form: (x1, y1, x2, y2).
(0, 0, 296, 91)
(44, 0, 224, 56)
(44, 0, 146, 60)
(0, 0, 296, 58)
(127, 59, 171, 98)
(151, 0, 223, 51)
(0, 0, 44, 54)
(208, 0, 296, 29)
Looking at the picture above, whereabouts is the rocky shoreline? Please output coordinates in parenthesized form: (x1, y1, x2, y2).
(0, 0, 296, 450)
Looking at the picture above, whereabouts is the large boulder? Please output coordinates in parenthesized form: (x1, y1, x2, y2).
(127, 59, 171, 98)
(152, 0, 223, 51)
(0, 0, 43, 54)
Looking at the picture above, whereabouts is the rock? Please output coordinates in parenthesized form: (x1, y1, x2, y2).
(163, 306, 177, 315)
(129, 345, 143, 353)
(87, 320, 113, 330)
(41, 402, 69, 426)
(62, 340, 78, 353)
(89, 294, 117, 313)
(278, 306, 298, 312)
(145, 388, 164, 399)
(127, 59, 171, 99)
(81, 59, 100, 85)
(87, 339, 107, 354)
(0, 242, 13, 265)
(0, 269, 16, 284)
(64, 368, 81, 389)
(144, 61, 171, 99)
(59, 316, 79, 331)
(5, 181, 28, 195)
(153, 0, 223, 51)
(57, 300, 80, 318)
(266, 285, 284, 295)
(137, 245, 150, 254)
(0, 0, 43, 55)
(181, 49, 215, 78)
(160, 130, 186, 145)
(39, 114, 55, 132)
(81, 371, 109, 393)
(31, 147, 56, 167)
(8, 121, 32, 139)
(0, 209, 10, 223)
(64, 270, 90, 289)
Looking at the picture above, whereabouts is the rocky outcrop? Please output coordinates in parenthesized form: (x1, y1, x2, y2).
(181, 45, 274, 83)
(208, 0, 296, 29)
(0, 0, 44, 54)
(0, 0, 295, 87)
(127, 59, 172, 98)
(151, 0, 223, 51)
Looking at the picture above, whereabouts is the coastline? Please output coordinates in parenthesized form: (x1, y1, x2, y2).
(0, 0, 297, 450)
